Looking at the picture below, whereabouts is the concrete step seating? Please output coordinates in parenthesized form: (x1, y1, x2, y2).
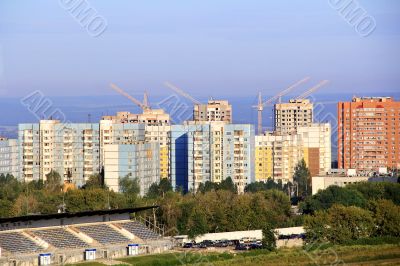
(32, 228, 89, 249)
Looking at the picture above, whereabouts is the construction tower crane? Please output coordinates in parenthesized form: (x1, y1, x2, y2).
(110, 83, 150, 110)
(164, 82, 202, 105)
(295, 80, 329, 100)
(143, 91, 149, 108)
(257, 92, 263, 135)
(253, 77, 310, 135)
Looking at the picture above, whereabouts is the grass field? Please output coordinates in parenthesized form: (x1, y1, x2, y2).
(71, 244, 400, 266)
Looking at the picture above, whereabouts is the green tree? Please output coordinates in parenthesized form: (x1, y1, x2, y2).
(305, 204, 374, 244)
(12, 193, 39, 216)
(218, 177, 237, 193)
(383, 183, 400, 205)
(45, 170, 62, 192)
(188, 208, 209, 238)
(245, 179, 286, 193)
(146, 179, 173, 198)
(347, 182, 400, 205)
(0, 199, 13, 217)
(304, 210, 328, 244)
(197, 181, 217, 193)
(146, 183, 159, 199)
(64, 189, 86, 212)
(159, 178, 173, 194)
(327, 205, 374, 243)
(300, 186, 367, 214)
(262, 223, 277, 251)
(84, 173, 106, 189)
(157, 191, 183, 235)
(119, 175, 140, 195)
(0, 174, 23, 202)
(368, 199, 400, 237)
(293, 159, 311, 199)
(85, 188, 108, 210)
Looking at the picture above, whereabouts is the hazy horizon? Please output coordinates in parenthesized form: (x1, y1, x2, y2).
(1, 1, 400, 98)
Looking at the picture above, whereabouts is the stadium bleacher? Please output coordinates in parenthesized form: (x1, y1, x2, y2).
(75, 224, 131, 245)
(117, 221, 160, 240)
(32, 228, 89, 249)
(0, 232, 44, 253)
(0, 207, 171, 265)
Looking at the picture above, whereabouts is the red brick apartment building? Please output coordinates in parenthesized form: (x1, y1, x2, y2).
(338, 97, 400, 173)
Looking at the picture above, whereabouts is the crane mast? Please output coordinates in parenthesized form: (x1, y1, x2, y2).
(254, 77, 310, 135)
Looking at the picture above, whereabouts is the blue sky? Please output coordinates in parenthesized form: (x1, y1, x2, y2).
(0, 0, 399, 98)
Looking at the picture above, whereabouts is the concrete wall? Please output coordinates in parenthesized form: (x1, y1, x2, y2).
(178, 227, 304, 244)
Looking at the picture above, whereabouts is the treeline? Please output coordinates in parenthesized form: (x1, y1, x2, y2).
(303, 182, 400, 245)
(305, 200, 400, 244)
(0, 171, 142, 217)
(155, 189, 297, 238)
(0, 172, 300, 238)
(300, 182, 400, 214)
(2, 161, 400, 244)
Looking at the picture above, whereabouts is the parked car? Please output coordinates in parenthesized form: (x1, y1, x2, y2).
(199, 240, 215, 248)
(215, 239, 230, 247)
(249, 242, 263, 249)
(235, 244, 250, 250)
(183, 242, 194, 248)
(205, 240, 216, 246)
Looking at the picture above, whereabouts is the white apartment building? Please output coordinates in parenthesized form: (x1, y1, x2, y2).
(170, 122, 254, 193)
(210, 122, 227, 183)
(297, 123, 331, 177)
(101, 110, 171, 179)
(223, 124, 255, 193)
(274, 99, 313, 134)
(100, 119, 170, 179)
(102, 109, 170, 125)
(0, 137, 19, 178)
(103, 143, 160, 196)
(193, 100, 232, 123)
(18, 120, 100, 185)
(255, 123, 331, 183)
(255, 133, 302, 183)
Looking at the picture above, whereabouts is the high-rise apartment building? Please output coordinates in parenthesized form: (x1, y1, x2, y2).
(0, 137, 19, 178)
(102, 109, 170, 125)
(18, 120, 100, 185)
(170, 122, 254, 193)
(170, 123, 211, 192)
(338, 97, 400, 173)
(103, 143, 160, 196)
(274, 99, 313, 134)
(223, 124, 254, 193)
(210, 122, 227, 183)
(99, 121, 146, 164)
(144, 125, 171, 179)
(255, 133, 302, 183)
(255, 123, 331, 182)
(101, 110, 171, 179)
(193, 100, 232, 123)
(298, 123, 331, 176)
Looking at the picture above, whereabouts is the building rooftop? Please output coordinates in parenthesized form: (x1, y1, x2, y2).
(352, 97, 394, 102)
(0, 206, 157, 224)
